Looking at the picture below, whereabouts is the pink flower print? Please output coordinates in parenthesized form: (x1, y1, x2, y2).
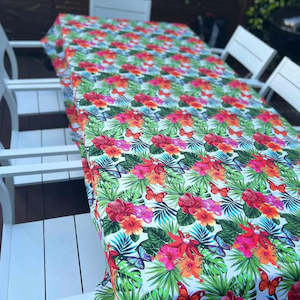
(233, 235, 255, 258)
(223, 138, 238, 147)
(214, 113, 227, 123)
(192, 161, 209, 176)
(115, 113, 128, 123)
(265, 195, 284, 210)
(132, 165, 149, 179)
(248, 159, 264, 173)
(115, 140, 131, 151)
(153, 97, 163, 105)
(202, 199, 222, 216)
(172, 138, 187, 149)
(103, 96, 115, 104)
(271, 137, 285, 146)
(156, 245, 178, 270)
(133, 205, 153, 223)
(166, 113, 181, 124)
(257, 112, 271, 123)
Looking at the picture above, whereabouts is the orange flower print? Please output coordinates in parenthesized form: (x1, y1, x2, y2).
(227, 116, 240, 127)
(128, 118, 143, 128)
(208, 167, 225, 181)
(190, 102, 203, 109)
(104, 146, 122, 158)
(217, 143, 233, 153)
(120, 215, 143, 235)
(180, 116, 193, 127)
(178, 255, 202, 279)
(254, 244, 277, 266)
(263, 164, 280, 178)
(260, 204, 279, 219)
(195, 209, 215, 226)
(93, 98, 107, 108)
(147, 171, 166, 185)
(267, 142, 281, 152)
(164, 144, 180, 155)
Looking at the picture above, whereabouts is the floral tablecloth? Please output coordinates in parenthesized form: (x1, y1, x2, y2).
(42, 14, 300, 300)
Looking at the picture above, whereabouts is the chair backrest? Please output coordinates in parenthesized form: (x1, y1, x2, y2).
(0, 23, 18, 79)
(260, 57, 300, 113)
(221, 25, 277, 80)
(0, 178, 13, 300)
(0, 78, 19, 148)
(89, 0, 152, 21)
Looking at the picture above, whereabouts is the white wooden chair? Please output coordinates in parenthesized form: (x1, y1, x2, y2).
(0, 23, 62, 116)
(89, 0, 152, 21)
(257, 57, 300, 131)
(212, 25, 277, 84)
(0, 78, 83, 186)
(0, 165, 106, 300)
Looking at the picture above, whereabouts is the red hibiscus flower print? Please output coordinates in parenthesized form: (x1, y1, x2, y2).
(168, 230, 201, 260)
(106, 198, 134, 222)
(178, 193, 203, 215)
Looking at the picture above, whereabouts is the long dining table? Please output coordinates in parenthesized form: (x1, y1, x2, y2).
(42, 13, 300, 300)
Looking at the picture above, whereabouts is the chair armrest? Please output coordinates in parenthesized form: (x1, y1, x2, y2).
(0, 145, 78, 160)
(0, 160, 82, 177)
(210, 48, 224, 55)
(293, 126, 300, 132)
(237, 78, 264, 89)
(9, 40, 43, 48)
(6, 78, 61, 91)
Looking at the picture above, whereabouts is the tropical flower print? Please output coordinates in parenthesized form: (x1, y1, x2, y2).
(42, 13, 300, 300)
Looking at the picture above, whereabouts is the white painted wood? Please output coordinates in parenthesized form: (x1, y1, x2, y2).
(45, 216, 82, 299)
(58, 90, 66, 112)
(0, 179, 13, 300)
(15, 90, 39, 115)
(7, 78, 60, 85)
(65, 129, 84, 179)
(0, 144, 78, 159)
(259, 57, 300, 113)
(0, 23, 18, 79)
(0, 160, 83, 177)
(7, 82, 61, 91)
(90, 0, 152, 21)
(75, 213, 106, 293)
(38, 90, 60, 113)
(13, 130, 42, 185)
(59, 292, 95, 300)
(238, 78, 264, 88)
(9, 40, 43, 48)
(210, 48, 224, 55)
(213, 25, 276, 80)
(42, 128, 69, 182)
(8, 221, 45, 300)
(12, 86, 63, 115)
(1, 23, 62, 119)
(1, 172, 104, 299)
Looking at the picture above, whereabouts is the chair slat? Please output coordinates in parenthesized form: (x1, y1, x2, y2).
(90, 0, 151, 21)
(45, 216, 82, 299)
(8, 221, 44, 300)
(15, 90, 39, 115)
(13, 130, 42, 185)
(41, 128, 69, 182)
(38, 90, 60, 113)
(75, 213, 106, 293)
